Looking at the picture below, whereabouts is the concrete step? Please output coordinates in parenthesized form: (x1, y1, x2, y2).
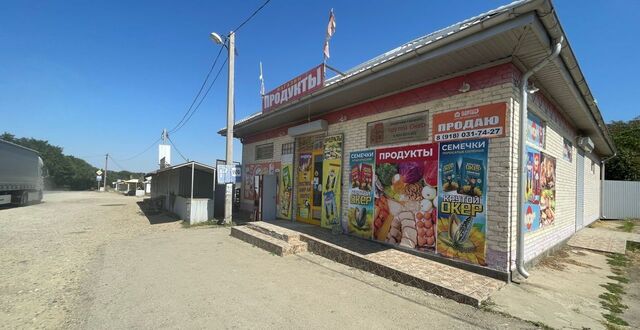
(246, 221, 303, 244)
(230, 226, 307, 256)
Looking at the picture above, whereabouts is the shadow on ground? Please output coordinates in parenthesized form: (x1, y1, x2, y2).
(136, 200, 181, 225)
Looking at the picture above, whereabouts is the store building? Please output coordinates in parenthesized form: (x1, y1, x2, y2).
(219, 0, 615, 279)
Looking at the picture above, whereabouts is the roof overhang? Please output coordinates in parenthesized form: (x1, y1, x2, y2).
(220, 0, 614, 156)
(146, 161, 215, 177)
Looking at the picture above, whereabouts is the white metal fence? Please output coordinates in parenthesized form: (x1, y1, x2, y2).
(603, 180, 640, 219)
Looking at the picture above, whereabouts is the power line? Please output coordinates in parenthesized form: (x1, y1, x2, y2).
(108, 155, 127, 171)
(112, 137, 162, 162)
(169, 46, 225, 134)
(232, 0, 272, 34)
(172, 55, 229, 134)
(167, 136, 189, 163)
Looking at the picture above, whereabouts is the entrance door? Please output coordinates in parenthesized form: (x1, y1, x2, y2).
(575, 149, 585, 230)
(311, 152, 324, 221)
(261, 174, 277, 221)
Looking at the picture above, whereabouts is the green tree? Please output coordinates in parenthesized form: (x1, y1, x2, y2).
(605, 117, 640, 181)
(2, 132, 145, 190)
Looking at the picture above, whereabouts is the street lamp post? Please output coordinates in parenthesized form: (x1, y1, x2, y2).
(211, 31, 235, 224)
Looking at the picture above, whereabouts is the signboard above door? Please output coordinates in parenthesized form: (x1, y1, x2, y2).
(366, 111, 429, 147)
(262, 64, 325, 113)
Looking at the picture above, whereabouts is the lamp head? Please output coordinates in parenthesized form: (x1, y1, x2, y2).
(209, 32, 224, 45)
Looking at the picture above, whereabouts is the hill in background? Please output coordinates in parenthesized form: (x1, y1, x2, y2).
(1, 132, 144, 191)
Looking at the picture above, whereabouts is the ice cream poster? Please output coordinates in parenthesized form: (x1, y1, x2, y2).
(540, 152, 556, 227)
(278, 155, 293, 220)
(347, 150, 375, 238)
(436, 139, 488, 266)
(373, 143, 439, 252)
(524, 146, 541, 233)
(321, 135, 343, 229)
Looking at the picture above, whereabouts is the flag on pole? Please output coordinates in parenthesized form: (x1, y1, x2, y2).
(323, 9, 336, 60)
(259, 61, 265, 96)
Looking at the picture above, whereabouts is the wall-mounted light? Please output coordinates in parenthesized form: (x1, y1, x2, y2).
(458, 82, 471, 93)
(527, 82, 539, 94)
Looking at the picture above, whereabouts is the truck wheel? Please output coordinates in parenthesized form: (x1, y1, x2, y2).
(20, 191, 29, 206)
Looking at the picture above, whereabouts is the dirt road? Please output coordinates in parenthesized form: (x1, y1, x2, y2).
(0, 192, 534, 329)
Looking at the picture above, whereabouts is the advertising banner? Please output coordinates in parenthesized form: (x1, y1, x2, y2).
(321, 135, 343, 229)
(540, 152, 556, 227)
(243, 162, 280, 200)
(366, 112, 429, 147)
(437, 139, 488, 266)
(373, 143, 439, 252)
(523, 149, 557, 232)
(278, 155, 294, 220)
(262, 64, 325, 113)
(527, 112, 545, 148)
(433, 103, 507, 142)
(524, 146, 542, 233)
(297, 153, 312, 219)
(347, 150, 375, 238)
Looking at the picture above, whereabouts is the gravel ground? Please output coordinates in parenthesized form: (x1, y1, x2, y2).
(0, 191, 182, 329)
(1, 191, 534, 329)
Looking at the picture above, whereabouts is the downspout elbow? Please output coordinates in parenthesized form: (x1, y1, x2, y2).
(515, 36, 564, 280)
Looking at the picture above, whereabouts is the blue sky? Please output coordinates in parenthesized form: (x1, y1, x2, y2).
(1, 0, 638, 172)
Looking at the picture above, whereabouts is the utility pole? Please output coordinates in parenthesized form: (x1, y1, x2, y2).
(224, 31, 235, 224)
(104, 153, 109, 192)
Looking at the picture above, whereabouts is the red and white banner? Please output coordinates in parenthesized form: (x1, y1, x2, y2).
(262, 64, 325, 113)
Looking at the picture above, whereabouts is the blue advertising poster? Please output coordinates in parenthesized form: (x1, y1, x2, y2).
(347, 150, 375, 238)
(437, 139, 488, 266)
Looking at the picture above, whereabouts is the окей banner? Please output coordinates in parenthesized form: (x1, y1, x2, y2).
(437, 139, 488, 266)
(262, 64, 325, 113)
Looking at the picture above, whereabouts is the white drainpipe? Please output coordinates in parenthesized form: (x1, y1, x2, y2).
(599, 153, 617, 219)
(516, 36, 564, 279)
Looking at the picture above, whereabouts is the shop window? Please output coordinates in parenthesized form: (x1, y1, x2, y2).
(526, 112, 545, 149)
(255, 143, 274, 160)
(281, 142, 294, 155)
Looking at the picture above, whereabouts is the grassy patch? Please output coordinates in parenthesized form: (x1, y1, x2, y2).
(618, 219, 635, 233)
(600, 253, 632, 328)
(603, 313, 629, 327)
(627, 241, 640, 252)
(606, 254, 628, 267)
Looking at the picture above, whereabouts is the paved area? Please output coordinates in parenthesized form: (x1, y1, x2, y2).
(568, 226, 640, 253)
(258, 220, 505, 305)
(490, 220, 640, 329)
(1, 191, 535, 329)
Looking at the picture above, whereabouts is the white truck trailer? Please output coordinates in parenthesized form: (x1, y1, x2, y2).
(0, 139, 45, 206)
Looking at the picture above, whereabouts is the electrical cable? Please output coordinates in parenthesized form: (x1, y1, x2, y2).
(169, 46, 225, 134)
(171, 55, 228, 134)
(167, 136, 189, 162)
(231, 0, 272, 34)
(112, 137, 162, 162)
(108, 154, 127, 171)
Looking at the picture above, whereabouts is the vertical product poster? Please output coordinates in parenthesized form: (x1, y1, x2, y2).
(278, 155, 293, 220)
(347, 150, 375, 238)
(540, 152, 556, 227)
(437, 139, 488, 266)
(321, 135, 343, 229)
(563, 138, 573, 162)
(373, 143, 439, 252)
(527, 113, 545, 149)
(297, 153, 312, 219)
(524, 147, 542, 232)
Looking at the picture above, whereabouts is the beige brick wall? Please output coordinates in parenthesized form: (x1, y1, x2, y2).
(241, 82, 518, 271)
